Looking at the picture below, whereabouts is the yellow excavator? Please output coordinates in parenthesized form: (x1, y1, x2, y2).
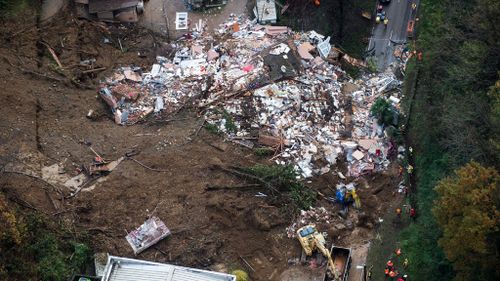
(297, 225, 343, 281)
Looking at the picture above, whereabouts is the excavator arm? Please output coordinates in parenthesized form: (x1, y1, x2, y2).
(315, 238, 341, 280)
(297, 225, 342, 280)
(316, 238, 337, 276)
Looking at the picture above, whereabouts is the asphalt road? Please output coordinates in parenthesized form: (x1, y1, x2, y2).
(367, 0, 419, 70)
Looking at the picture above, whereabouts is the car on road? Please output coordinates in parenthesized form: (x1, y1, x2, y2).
(379, 0, 391, 4)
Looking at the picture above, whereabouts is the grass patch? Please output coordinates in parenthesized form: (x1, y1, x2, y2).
(365, 199, 411, 281)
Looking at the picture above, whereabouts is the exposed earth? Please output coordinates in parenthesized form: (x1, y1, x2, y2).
(0, 4, 404, 281)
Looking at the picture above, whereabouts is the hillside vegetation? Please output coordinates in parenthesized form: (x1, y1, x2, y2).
(401, 0, 500, 280)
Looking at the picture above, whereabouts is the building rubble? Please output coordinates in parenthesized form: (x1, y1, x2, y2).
(285, 207, 332, 238)
(98, 15, 403, 178)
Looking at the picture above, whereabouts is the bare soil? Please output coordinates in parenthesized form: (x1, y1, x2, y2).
(0, 7, 401, 281)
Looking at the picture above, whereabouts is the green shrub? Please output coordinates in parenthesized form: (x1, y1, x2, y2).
(241, 164, 316, 210)
(0, 0, 34, 18)
(370, 97, 395, 126)
(367, 56, 378, 73)
(231, 269, 249, 281)
(204, 123, 221, 135)
(222, 110, 237, 134)
(71, 242, 91, 272)
(253, 147, 274, 157)
(289, 184, 316, 210)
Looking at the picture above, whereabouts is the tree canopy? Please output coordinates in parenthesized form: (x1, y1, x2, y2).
(433, 162, 499, 281)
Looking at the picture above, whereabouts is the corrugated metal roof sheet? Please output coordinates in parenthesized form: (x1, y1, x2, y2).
(102, 256, 236, 281)
(172, 268, 233, 281)
(108, 265, 170, 281)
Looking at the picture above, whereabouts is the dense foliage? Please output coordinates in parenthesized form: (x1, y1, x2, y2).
(0, 195, 91, 281)
(242, 164, 316, 210)
(433, 162, 499, 281)
(400, 0, 500, 280)
(0, 0, 35, 18)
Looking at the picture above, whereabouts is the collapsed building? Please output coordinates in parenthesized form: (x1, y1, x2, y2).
(98, 15, 402, 179)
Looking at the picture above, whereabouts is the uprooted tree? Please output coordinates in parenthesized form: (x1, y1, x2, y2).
(433, 162, 500, 281)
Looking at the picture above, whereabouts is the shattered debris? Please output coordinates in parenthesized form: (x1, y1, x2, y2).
(125, 216, 171, 255)
(98, 15, 403, 178)
(286, 207, 331, 238)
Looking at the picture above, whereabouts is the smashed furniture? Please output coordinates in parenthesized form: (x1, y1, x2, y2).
(125, 216, 171, 255)
(101, 255, 237, 281)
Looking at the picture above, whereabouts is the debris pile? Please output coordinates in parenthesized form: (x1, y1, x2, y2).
(285, 207, 332, 238)
(98, 15, 403, 178)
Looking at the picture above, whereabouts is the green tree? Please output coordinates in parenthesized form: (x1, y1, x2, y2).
(433, 162, 500, 281)
(370, 97, 395, 126)
(0, 194, 26, 280)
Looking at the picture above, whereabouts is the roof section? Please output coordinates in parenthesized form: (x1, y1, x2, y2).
(88, 0, 139, 13)
(102, 256, 236, 281)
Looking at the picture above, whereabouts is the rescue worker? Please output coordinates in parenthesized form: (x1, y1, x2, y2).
(402, 274, 408, 280)
(389, 270, 398, 278)
(403, 186, 409, 197)
(410, 207, 416, 221)
(387, 260, 394, 268)
(395, 248, 402, 256)
(403, 257, 409, 268)
(407, 164, 413, 174)
(396, 207, 402, 218)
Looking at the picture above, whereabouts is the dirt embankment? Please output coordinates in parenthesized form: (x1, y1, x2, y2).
(0, 7, 401, 281)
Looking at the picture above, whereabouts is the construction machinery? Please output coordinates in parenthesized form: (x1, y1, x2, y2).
(297, 225, 351, 281)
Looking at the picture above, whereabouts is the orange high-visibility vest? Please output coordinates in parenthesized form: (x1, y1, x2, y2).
(384, 268, 389, 275)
